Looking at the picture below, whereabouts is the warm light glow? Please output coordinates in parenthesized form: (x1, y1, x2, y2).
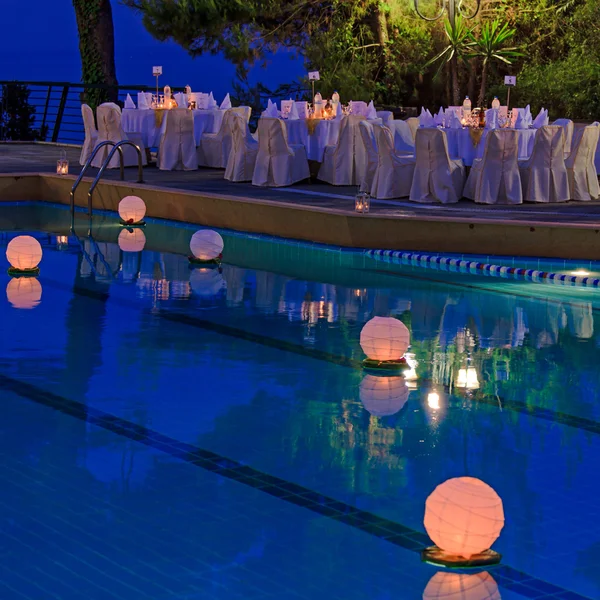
(403, 352, 418, 381)
(190, 268, 226, 297)
(6, 277, 42, 309)
(190, 230, 224, 261)
(6, 235, 43, 271)
(56, 235, 68, 245)
(456, 366, 479, 390)
(360, 317, 410, 361)
(56, 159, 69, 175)
(118, 196, 146, 224)
(359, 375, 409, 417)
(571, 269, 590, 276)
(423, 571, 501, 600)
(427, 392, 440, 410)
(118, 228, 146, 252)
(424, 477, 504, 559)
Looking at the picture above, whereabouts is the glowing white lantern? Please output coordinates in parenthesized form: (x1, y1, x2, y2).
(457, 366, 479, 390)
(190, 230, 224, 261)
(118, 196, 146, 224)
(424, 477, 504, 559)
(360, 316, 410, 361)
(190, 268, 225, 297)
(359, 375, 409, 416)
(6, 235, 43, 271)
(118, 228, 146, 252)
(427, 392, 440, 410)
(423, 572, 500, 600)
(6, 277, 42, 309)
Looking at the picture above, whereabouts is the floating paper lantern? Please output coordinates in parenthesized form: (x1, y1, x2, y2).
(190, 268, 225, 297)
(118, 228, 146, 253)
(118, 196, 146, 224)
(190, 230, 224, 262)
(423, 572, 500, 600)
(360, 316, 410, 362)
(424, 477, 504, 560)
(6, 235, 43, 272)
(359, 375, 409, 417)
(6, 277, 42, 309)
(456, 366, 479, 390)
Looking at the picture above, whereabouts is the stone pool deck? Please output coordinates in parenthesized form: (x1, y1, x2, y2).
(3, 142, 600, 259)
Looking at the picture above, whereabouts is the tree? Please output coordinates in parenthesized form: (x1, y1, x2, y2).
(72, 0, 119, 107)
(469, 20, 521, 106)
(0, 83, 47, 141)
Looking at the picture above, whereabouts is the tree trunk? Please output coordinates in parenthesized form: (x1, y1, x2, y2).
(451, 55, 460, 105)
(478, 63, 488, 108)
(371, 3, 388, 99)
(72, 0, 118, 107)
(468, 58, 477, 101)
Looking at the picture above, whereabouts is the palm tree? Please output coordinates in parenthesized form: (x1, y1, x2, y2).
(470, 19, 522, 107)
(425, 17, 475, 105)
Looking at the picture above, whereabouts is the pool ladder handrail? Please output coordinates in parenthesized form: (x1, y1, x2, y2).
(70, 140, 144, 227)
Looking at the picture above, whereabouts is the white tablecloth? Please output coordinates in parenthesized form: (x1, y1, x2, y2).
(284, 119, 342, 162)
(122, 109, 225, 147)
(441, 127, 537, 166)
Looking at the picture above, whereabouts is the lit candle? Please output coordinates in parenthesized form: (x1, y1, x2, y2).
(56, 159, 69, 175)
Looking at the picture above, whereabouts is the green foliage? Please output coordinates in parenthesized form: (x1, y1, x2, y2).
(0, 83, 48, 141)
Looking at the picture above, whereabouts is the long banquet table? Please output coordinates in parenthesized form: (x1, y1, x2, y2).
(122, 108, 225, 148)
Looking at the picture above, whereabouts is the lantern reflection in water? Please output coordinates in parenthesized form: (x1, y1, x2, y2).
(6, 277, 42, 309)
(456, 366, 479, 390)
(118, 228, 146, 253)
(190, 268, 226, 297)
(423, 571, 500, 600)
(359, 375, 409, 417)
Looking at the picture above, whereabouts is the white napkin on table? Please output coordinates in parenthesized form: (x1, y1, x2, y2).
(485, 108, 498, 129)
(335, 101, 343, 120)
(207, 92, 218, 109)
(124, 94, 136, 109)
(288, 101, 299, 120)
(220, 93, 232, 109)
(434, 107, 444, 126)
(449, 111, 462, 129)
(262, 99, 279, 118)
(366, 100, 377, 120)
(137, 92, 149, 110)
(174, 92, 185, 107)
(419, 107, 434, 127)
(515, 110, 528, 129)
(532, 108, 549, 129)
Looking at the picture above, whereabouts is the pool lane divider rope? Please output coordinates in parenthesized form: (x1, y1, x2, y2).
(365, 250, 600, 288)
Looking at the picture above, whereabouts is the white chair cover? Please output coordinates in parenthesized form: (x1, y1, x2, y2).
(405, 117, 419, 142)
(391, 120, 415, 154)
(358, 121, 378, 194)
(464, 130, 522, 205)
(197, 109, 235, 168)
(91, 103, 147, 169)
(371, 124, 416, 199)
(409, 128, 465, 204)
(376, 111, 394, 128)
(565, 125, 600, 201)
(518, 125, 569, 203)
(157, 109, 198, 171)
(552, 118, 574, 154)
(80, 103, 98, 165)
(232, 106, 252, 123)
(225, 114, 258, 182)
(318, 115, 366, 186)
(252, 118, 310, 187)
(350, 101, 368, 117)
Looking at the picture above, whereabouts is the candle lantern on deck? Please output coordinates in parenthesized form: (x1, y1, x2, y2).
(360, 316, 410, 372)
(355, 191, 370, 214)
(422, 477, 504, 567)
(6, 235, 43, 276)
(56, 150, 69, 175)
(118, 196, 146, 227)
(189, 229, 224, 266)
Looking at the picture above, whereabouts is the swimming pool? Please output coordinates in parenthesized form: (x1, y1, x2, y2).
(1, 202, 600, 599)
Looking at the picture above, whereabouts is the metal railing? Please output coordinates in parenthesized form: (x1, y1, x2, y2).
(70, 140, 144, 229)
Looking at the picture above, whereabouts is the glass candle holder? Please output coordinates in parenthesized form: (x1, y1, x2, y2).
(355, 192, 366, 213)
(56, 158, 69, 175)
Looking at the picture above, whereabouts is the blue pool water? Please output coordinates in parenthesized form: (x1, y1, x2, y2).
(1, 202, 600, 599)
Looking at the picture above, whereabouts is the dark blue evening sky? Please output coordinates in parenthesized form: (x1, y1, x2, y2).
(1, 1, 303, 100)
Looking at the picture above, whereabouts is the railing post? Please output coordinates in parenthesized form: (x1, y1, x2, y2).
(41, 85, 52, 135)
(52, 84, 70, 143)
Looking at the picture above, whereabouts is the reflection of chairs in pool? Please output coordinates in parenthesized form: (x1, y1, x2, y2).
(423, 571, 500, 600)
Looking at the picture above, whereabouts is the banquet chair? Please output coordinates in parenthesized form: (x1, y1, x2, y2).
(197, 109, 235, 168)
(231, 106, 251, 123)
(405, 117, 419, 142)
(518, 125, 569, 203)
(565, 125, 600, 201)
(350, 101, 368, 117)
(464, 130, 522, 205)
(358, 121, 378, 194)
(409, 128, 465, 204)
(225, 114, 258, 182)
(376, 111, 394, 128)
(91, 103, 147, 169)
(391, 120, 415, 154)
(318, 115, 366, 186)
(157, 109, 198, 171)
(371, 124, 416, 199)
(552, 118, 574, 154)
(252, 118, 310, 187)
(80, 104, 98, 165)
